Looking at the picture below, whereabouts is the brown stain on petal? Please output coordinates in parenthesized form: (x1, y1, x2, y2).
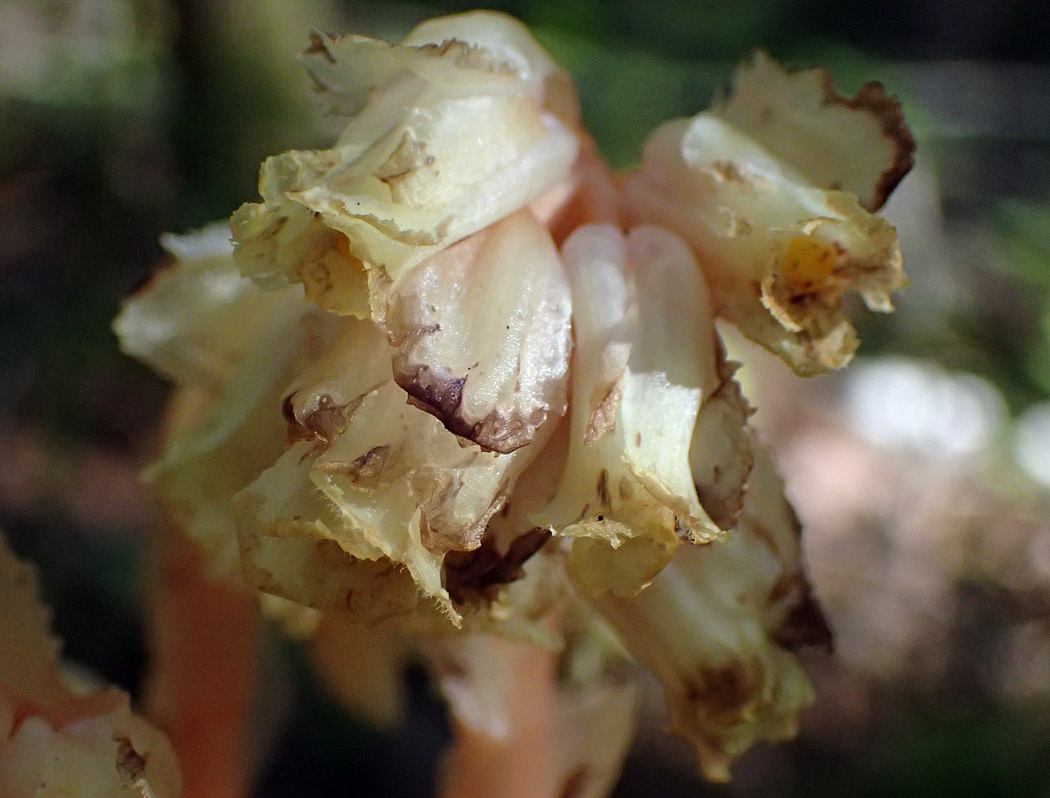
(346, 445, 391, 484)
(769, 572, 834, 652)
(685, 662, 760, 726)
(304, 29, 337, 63)
(283, 392, 352, 451)
(395, 364, 543, 454)
(397, 365, 466, 426)
(114, 735, 147, 782)
(472, 409, 542, 454)
(376, 132, 435, 189)
(414, 38, 517, 76)
(443, 528, 551, 606)
(596, 468, 611, 507)
(692, 359, 754, 531)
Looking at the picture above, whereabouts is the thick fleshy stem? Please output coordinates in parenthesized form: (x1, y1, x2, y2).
(440, 638, 559, 798)
(144, 530, 260, 798)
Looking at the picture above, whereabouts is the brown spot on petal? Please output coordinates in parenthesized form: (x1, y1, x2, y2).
(114, 735, 147, 782)
(769, 572, 834, 652)
(284, 392, 353, 450)
(304, 29, 337, 63)
(376, 132, 435, 189)
(685, 661, 760, 726)
(471, 410, 541, 454)
(398, 366, 466, 426)
(692, 355, 754, 531)
(414, 38, 517, 75)
(347, 445, 391, 484)
(596, 468, 611, 507)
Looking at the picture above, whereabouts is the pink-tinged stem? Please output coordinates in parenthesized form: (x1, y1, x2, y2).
(144, 532, 259, 798)
(441, 638, 559, 798)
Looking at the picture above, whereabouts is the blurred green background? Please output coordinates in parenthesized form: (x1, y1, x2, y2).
(2, 0, 1050, 795)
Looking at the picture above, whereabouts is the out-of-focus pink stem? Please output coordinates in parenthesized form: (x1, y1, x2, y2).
(144, 532, 259, 798)
(441, 639, 559, 798)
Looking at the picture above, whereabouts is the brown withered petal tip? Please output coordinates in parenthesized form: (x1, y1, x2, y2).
(683, 662, 759, 725)
(304, 28, 337, 62)
(817, 71, 916, 211)
(768, 567, 834, 652)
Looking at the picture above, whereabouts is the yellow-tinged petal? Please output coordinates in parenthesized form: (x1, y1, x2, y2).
(232, 16, 580, 311)
(114, 225, 299, 392)
(623, 55, 911, 375)
(713, 52, 915, 212)
(533, 225, 753, 596)
(237, 318, 561, 624)
(593, 447, 831, 781)
(144, 293, 306, 577)
(381, 210, 571, 453)
(115, 228, 308, 578)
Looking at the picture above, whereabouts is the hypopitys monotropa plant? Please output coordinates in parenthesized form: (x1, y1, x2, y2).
(112, 10, 912, 797)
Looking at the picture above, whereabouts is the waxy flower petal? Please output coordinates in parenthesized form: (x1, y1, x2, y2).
(232, 12, 580, 314)
(114, 225, 296, 392)
(116, 229, 307, 577)
(593, 447, 831, 781)
(623, 55, 910, 375)
(381, 210, 571, 453)
(237, 317, 560, 623)
(534, 225, 753, 596)
(115, 21, 915, 787)
(713, 52, 915, 212)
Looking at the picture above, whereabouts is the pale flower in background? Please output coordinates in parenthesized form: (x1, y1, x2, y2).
(0, 531, 181, 798)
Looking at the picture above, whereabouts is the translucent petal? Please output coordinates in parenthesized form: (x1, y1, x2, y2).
(623, 56, 910, 375)
(713, 52, 914, 212)
(232, 18, 580, 310)
(534, 225, 753, 596)
(144, 294, 306, 577)
(114, 225, 300, 391)
(115, 229, 307, 577)
(382, 210, 571, 453)
(237, 320, 559, 623)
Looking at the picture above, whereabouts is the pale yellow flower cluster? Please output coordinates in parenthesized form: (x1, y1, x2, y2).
(114, 10, 912, 787)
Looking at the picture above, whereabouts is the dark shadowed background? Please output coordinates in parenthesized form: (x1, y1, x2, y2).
(2, 0, 1050, 795)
